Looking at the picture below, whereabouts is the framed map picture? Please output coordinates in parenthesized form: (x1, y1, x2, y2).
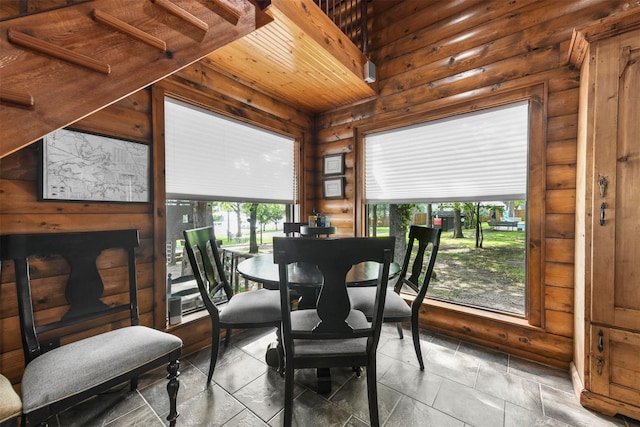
(39, 129, 150, 203)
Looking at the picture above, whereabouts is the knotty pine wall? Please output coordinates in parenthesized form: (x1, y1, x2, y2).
(313, 0, 637, 367)
(0, 89, 155, 388)
(0, 70, 314, 388)
(1, 0, 636, 389)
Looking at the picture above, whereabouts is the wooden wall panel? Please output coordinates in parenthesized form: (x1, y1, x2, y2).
(0, 93, 156, 386)
(547, 140, 578, 166)
(546, 214, 576, 239)
(312, 0, 635, 367)
(1, 0, 637, 389)
(546, 286, 574, 312)
(545, 262, 574, 288)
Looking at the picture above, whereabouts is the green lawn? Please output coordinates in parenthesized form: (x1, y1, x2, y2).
(212, 224, 527, 315)
(428, 227, 526, 315)
(371, 224, 526, 315)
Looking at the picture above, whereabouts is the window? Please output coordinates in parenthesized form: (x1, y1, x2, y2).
(164, 97, 295, 203)
(163, 97, 296, 317)
(365, 101, 529, 204)
(364, 100, 532, 316)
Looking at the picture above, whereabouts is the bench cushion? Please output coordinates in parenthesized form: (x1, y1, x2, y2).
(21, 326, 182, 413)
(0, 374, 21, 423)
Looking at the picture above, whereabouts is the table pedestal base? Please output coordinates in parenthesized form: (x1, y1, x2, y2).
(316, 368, 332, 394)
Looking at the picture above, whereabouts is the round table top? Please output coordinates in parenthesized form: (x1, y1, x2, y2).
(237, 253, 400, 289)
(299, 225, 336, 236)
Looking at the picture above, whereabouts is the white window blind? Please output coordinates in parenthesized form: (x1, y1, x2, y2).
(164, 97, 295, 203)
(365, 101, 529, 203)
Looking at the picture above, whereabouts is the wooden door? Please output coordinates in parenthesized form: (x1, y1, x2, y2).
(589, 326, 640, 407)
(589, 29, 640, 402)
(590, 28, 640, 330)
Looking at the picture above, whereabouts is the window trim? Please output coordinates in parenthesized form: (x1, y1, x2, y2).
(152, 82, 305, 330)
(356, 85, 545, 327)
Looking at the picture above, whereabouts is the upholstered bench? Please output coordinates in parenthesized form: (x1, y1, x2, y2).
(0, 230, 182, 427)
(0, 374, 21, 426)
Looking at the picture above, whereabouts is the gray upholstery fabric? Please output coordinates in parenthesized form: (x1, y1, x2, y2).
(0, 374, 21, 423)
(348, 288, 411, 320)
(21, 326, 182, 413)
(290, 309, 369, 357)
(219, 288, 281, 324)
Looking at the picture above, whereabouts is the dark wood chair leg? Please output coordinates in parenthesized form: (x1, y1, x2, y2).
(396, 322, 404, 339)
(367, 360, 379, 427)
(316, 368, 332, 394)
(284, 365, 294, 427)
(130, 376, 138, 391)
(276, 326, 284, 376)
(166, 359, 180, 427)
(224, 327, 232, 347)
(411, 316, 424, 370)
(208, 324, 221, 383)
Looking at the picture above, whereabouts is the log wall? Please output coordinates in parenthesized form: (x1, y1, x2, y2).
(1, 0, 637, 390)
(313, 0, 636, 367)
(0, 89, 154, 388)
(0, 69, 313, 388)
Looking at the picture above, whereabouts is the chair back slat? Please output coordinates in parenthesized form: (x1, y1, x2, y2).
(283, 222, 306, 236)
(274, 237, 394, 343)
(393, 225, 442, 307)
(0, 229, 140, 362)
(183, 226, 233, 318)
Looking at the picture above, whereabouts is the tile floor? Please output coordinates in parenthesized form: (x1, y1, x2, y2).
(38, 325, 640, 426)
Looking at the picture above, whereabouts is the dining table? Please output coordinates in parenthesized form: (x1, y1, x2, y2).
(237, 253, 401, 308)
(299, 225, 336, 237)
(236, 253, 401, 393)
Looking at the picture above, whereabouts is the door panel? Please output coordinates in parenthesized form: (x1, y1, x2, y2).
(591, 30, 640, 331)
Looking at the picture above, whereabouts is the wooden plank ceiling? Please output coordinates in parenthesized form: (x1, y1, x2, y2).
(0, 0, 374, 158)
(200, 0, 376, 114)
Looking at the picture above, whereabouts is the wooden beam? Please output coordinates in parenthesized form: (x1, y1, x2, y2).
(7, 29, 111, 74)
(0, 88, 34, 109)
(150, 0, 209, 32)
(209, 0, 241, 25)
(92, 9, 167, 52)
(0, 0, 273, 158)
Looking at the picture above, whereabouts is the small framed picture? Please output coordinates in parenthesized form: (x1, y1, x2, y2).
(323, 153, 344, 176)
(323, 178, 344, 199)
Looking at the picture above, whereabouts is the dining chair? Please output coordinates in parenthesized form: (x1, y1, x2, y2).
(0, 229, 182, 427)
(348, 225, 441, 370)
(273, 236, 394, 427)
(183, 226, 282, 383)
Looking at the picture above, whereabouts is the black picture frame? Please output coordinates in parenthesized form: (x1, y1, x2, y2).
(323, 177, 344, 199)
(323, 153, 344, 176)
(39, 128, 150, 203)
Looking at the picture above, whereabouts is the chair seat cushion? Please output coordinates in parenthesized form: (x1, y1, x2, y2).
(219, 288, 281, 324)
(21, 326, 182, 413)
(0, 374, 21, 423)
(348, 287, 411, 320)
(290, 309, 369, 357)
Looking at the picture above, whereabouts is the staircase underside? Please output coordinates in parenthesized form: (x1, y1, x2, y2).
(0, 0, 273, 158)
(0, 0, 375, 159)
